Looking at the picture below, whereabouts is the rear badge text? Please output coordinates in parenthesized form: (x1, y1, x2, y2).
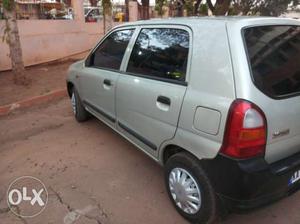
(289, 170, 300, 186)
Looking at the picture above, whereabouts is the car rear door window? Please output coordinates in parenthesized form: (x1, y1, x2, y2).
(244, 25, 300, 98)
(127, 28, 189, 82)
(88, 29, 134, 70)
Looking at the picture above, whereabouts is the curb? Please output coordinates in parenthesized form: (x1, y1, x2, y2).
(0, 89, 68, 116)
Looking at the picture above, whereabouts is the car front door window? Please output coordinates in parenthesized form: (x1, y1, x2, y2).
(87, 29, 134, 70)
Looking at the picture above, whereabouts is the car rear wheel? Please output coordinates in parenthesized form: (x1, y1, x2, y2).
(165, 152, 219, 224)
(71, 87, 89, 122)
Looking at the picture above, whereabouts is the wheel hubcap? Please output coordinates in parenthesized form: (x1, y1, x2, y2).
(169, 168, 201, 214)
(71, 92, 76, 115)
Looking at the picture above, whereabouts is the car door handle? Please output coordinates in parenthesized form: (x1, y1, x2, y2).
(157, 96, 171, 106)
(103, 79, 112, 86)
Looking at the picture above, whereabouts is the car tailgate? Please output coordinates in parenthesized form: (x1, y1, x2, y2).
(264, 98, 300, 163)
(242, 24, 300, 163)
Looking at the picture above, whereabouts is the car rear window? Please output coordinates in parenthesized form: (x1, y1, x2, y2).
(243, 25, 300, 98)
(127, 28, 189, 82)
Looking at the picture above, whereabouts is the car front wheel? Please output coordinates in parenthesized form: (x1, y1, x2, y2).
(165, 152, 219, 224)
(71, 87, 89, 122)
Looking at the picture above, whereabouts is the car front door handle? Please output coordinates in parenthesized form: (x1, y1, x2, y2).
(157, 96, 171, 106)
(103, 79, 112, 86)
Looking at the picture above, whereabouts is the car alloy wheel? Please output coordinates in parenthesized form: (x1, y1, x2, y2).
(168, 167, 202, 215)
(71, 91, 76, 115)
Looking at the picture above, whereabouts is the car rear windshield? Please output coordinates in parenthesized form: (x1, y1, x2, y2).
(243, 25, 300, 98)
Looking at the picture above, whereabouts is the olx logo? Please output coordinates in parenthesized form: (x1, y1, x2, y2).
(7, 176, 48, 218)
(8, 187, 45, 206)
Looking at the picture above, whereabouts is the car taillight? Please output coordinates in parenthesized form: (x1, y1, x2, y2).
(220, 99, 267, 159)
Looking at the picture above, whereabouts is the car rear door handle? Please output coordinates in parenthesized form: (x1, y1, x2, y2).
(103, 79, 112, 86)
(157, 96, 171, 106)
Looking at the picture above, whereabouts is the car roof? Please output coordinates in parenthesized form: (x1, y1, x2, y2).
(114, 16, 300, 29)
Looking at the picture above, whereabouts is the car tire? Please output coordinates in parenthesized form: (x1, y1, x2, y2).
(71, 87, 89, 122)
(165, 152, 219, 224)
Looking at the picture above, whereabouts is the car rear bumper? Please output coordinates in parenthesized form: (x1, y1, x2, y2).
(201, 152, 300, 210)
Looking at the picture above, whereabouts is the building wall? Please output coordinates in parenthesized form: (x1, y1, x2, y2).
(0, 0, 126, 71)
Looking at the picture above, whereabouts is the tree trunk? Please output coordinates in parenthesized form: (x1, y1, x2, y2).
(174, 0, 184, 17)
(141, 0, 150, 19)
(214, 0, 231, 15)
(194, 0, 203, 15)
(89, 0, 98, 6)
(102, 0, 113, 34)
(125, 0, 129, 21)
(3, 4, 29, 85)
(206, 0, 232, 15)
(103, 12, 106, 34)
(103, 9, 112, 34)
(206, 0, 215, 12)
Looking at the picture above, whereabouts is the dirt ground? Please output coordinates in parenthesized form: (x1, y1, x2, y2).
(0, 99, 299, 224)
(0, 52, 87, 106)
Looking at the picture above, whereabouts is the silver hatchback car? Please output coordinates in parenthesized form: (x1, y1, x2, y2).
(67, 17, 300, 223)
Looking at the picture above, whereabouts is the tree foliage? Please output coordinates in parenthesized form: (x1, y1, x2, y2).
(156, 0, 298, 16)
(101, 0, 112, 15)
(232, 0, 299, 16)
(155, 0, 168, 16)
(199, 3, 208, 15)
(3, 0, 14, 11)
(184, 0, 194, 15)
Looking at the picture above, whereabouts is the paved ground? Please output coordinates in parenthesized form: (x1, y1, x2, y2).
(0, 98, 299, 224)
